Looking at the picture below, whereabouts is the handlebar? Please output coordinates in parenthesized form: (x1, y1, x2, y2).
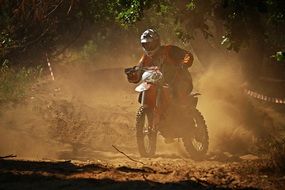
(124, 66, 160, 74)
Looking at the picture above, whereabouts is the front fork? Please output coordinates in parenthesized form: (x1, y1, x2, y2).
(141, 87, 162, 130)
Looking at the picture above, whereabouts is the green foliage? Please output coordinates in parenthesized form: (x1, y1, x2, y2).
(186, 1, 196, 11)
(0, 0, 121, 63)
(157, 4, 171, 15)
(0, 31, 15, 48)
(0, 61, 43, 103)
(272, 51, 285, 62)
(86, 0, 117, 23)
(116, 0, 143, 25)
(115, 0, 285, 55)
(1, 0, 285, 67)
(175, 29, 194, 44)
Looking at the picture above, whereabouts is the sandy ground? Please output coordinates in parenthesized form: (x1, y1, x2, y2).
(1, 67, 285, 189)
(1, 155, 285, 190)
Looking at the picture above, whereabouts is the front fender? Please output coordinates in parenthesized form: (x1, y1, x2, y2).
(135, 82, 151, 92)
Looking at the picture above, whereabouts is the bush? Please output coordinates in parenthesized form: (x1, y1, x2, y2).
(268, 137, 285, 171)
(0, 61, 43, 103)
(257, 134, 285, 172)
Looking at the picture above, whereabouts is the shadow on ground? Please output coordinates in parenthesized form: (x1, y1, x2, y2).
(0, 159, 258, 190)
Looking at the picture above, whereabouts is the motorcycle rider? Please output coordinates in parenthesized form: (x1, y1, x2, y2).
(126, 29, 194, 103)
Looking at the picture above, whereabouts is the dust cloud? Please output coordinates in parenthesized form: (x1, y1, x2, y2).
(0, 53, 140, 160)
(0, 44, 262, 160)
(0, 104, 60, 159)
(196, 62, 255, 154)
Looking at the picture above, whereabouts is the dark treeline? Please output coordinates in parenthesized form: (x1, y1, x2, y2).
(0, 0, 124, 65)
(0, 0, 284, 67)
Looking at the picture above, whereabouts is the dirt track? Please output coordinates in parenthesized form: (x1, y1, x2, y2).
(1, 67, 285, 189)
(1, 155, 285, 190)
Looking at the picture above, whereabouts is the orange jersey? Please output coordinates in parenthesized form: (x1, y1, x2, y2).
(137, 45, 193, 85)
(139, 45, 193, 67)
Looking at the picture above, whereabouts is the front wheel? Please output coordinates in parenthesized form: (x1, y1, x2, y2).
(183, 108, 209, 160)
(136, 106, 157, 157)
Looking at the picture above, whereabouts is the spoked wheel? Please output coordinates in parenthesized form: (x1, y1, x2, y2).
(183, 108, 209, 160)
(136, 106, 157, 157)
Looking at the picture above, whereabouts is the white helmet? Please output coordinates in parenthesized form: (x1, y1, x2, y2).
(140, 29, 161, 56)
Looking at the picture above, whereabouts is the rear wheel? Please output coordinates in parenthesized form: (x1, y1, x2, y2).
(136, 106, 157, 157)
(183, 108, 209, 160)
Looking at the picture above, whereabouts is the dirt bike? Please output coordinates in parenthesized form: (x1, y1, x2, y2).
(125, 66, 209, 160)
